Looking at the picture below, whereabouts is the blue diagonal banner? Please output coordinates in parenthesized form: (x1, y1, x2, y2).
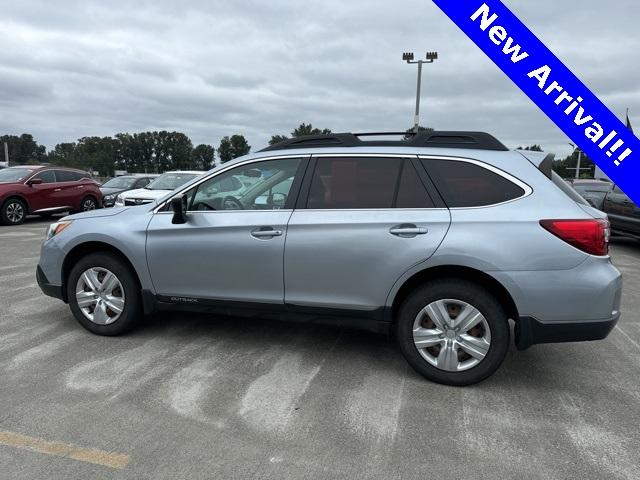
(431, 0, 640, 204)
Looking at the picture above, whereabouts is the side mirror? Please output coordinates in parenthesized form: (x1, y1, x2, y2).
(28, 178, 43, 186)
(171, 194, 188, 224)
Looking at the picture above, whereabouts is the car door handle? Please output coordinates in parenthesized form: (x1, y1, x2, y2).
(54, 188, 62, 192)
(389, 224, 428, 237)
(251, 228, 283, 238)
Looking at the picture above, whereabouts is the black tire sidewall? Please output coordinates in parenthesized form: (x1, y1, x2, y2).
(396, 279, 510, 386)
(67, 253, 141, 335)
(1, 198, 27, 225)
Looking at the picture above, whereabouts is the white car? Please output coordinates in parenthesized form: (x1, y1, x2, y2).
(115, 171, 203, 207)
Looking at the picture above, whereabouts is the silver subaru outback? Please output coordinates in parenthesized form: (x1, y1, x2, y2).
(36, 131, 622, 385)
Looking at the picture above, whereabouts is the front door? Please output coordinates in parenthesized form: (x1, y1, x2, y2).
(284, 156, 451, 311)
(27, 169, 58, 211)
(146, 157, 304, 303)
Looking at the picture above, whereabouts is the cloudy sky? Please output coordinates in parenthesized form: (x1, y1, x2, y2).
(1, 0, 638, 158)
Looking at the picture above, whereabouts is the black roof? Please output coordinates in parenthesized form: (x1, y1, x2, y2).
(260, 131, 509, 152)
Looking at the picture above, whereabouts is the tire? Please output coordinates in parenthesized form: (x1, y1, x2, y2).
(67, 252, 142, 335)
(1, 198, 27, 225)
(79, 196, 98, 212)
(395, 279, 509, 386)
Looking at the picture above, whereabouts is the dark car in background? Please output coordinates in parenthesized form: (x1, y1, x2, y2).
(0, 166, 102, 225)
(603, 184, 640, 238)
(570, 179, 613, 210)
(100, 174, 159, 207)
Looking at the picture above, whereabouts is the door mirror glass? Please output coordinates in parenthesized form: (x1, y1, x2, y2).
(171, 194, 188, 224)
(270, 192, 287, 208)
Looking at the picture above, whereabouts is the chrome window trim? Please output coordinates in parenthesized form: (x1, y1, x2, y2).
(152, 154, 309, 213)
(417, 154, 533, 209)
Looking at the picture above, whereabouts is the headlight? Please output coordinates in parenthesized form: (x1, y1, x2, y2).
(104, 194, 116, 201)
(115, 195, 124, 206)
(46, 220, 73, 240)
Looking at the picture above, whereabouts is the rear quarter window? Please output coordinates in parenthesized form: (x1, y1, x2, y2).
(422, 159, 526, 207)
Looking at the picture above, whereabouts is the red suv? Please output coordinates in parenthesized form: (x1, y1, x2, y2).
(0, 166, 102, 225)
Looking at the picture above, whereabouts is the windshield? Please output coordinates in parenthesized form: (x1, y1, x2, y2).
(102, 177, 137, 189)
(0, 168, 34, 183)
(146, 173, 199, 190)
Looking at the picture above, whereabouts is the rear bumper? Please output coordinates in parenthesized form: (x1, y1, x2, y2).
(515, 312, 620, 350)
(36, 265, 64, 301)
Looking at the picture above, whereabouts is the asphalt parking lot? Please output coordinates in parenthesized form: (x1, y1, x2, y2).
(1, 216, 639, 479)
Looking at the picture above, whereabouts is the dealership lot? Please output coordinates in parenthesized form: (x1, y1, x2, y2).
(1, 217, 639, 479)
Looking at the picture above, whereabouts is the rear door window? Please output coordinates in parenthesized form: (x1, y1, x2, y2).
(396, 161, 434, 208)
(55, 170, 84, 182)
(306, 157, 434, 209)
(422, 159, 526, 207)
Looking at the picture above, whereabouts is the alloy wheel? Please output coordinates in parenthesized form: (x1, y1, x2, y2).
(412, 298, 491, 372)
(82, 198, 97, 211)
(75, 267, 125, 325)
(5, 202, 25, 223)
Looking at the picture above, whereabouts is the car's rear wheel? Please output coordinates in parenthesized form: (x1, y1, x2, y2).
(395, 279, 509, 386)
(67, 253, 141, 335)
(1, 198, 27, 225)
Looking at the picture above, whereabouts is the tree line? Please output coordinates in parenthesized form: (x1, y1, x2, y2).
(2, 128, 593, 179)
(1, 125, 331, 177)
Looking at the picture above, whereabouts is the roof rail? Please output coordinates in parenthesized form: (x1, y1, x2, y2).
(259, 131, 509, 152)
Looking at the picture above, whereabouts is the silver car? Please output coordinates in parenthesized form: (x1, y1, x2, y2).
(36, 131, 622, 385)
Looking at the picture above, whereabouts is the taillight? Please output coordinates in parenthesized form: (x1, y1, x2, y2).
(539, 219, 610, 256)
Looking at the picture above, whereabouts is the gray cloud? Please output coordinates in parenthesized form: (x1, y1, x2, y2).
(0, 0, 638, 159)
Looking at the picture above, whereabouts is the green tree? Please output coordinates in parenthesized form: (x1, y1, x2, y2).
(218, 136, 233, 163)
(0, 134, 47, 165)
(268, 134, 289, 146)
(403, 126, 434, 140)
(218, 134, 250, 163)
(552, 150, 594, 179)
(517, 144, 543, 152)
(191, 144, 215, 170)
(269, 123, 332, 145)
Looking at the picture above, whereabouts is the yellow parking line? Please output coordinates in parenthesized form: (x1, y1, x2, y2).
(0, 430, 129, 470)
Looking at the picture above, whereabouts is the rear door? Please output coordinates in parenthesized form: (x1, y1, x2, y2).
(54, 170, 85, 208)
(283, 155, 450, 311)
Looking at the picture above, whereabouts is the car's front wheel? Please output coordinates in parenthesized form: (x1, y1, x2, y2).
(1, 198, 27, 225)
(67, 253, 142, 335)
(396, 279, 509, 386)
(80, 196, 98, 211)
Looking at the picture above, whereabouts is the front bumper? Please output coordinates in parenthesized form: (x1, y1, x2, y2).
(515, 312, 620, 350)
(36, 265, 64, 301)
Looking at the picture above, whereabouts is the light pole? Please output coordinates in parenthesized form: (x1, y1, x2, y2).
(568, 143, 589, 179)
(403, 51, 438, 133)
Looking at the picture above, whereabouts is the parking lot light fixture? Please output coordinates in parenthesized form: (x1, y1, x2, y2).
(403, 51, 438, 133)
